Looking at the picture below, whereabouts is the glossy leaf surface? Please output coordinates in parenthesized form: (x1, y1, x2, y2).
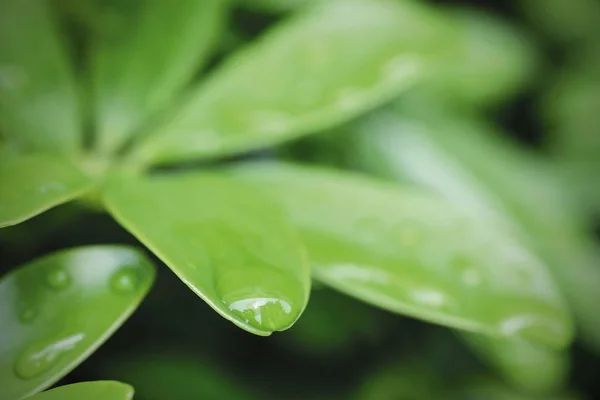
(0, 246, 155, 400)
(103, 172, 310, 336)
(228, 162, 573, 348)
(26, 381, 134, 400)
(0, 0, 81, 153)
(90, 0, 227, 154)
(347, 107, 600, 352)
(0, 153, 93, 228)
(461, 334, 569, 393)
(132, 0, 454, 165)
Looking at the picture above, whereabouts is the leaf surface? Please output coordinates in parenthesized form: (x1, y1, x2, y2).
(0, 153, 93, 228)
(228, 162, 573, 348)
(132, 0, 453, 165)
(0, 0, 81, 153)
(0, 246, 155, 400)
(103, 172, 310, 335)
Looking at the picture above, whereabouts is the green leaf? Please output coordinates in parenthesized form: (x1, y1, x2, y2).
(426, 7, 538, 109)
(0, 153, 94, 228)
(346, 107, 600, 352)
(0, 245, 155, 400)
(102, 172, 310, 336)
(131, 0, 454, 165)
(100, 351, 258, 400)
(25, 381, 134, 400)
(90, 0, 228, 154)
(460, 334, 569, 393)
(0, 0, 81, 153)
(227, 162, 573, 349)
(518, 0, 600, 44)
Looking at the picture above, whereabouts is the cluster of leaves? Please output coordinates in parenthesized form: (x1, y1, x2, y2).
(0, 0, 599, 399)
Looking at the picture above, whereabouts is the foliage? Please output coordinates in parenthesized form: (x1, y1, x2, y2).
(1, 0, 598, 398)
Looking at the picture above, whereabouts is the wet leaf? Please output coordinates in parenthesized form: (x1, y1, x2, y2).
(346, 107, 600, 352)
(227, 162, 573, 349)
(0, 246, 155, 400)
(0, 153, 93, 228)
(102, 172, 310, 336)
(26, 381, 134, 400)
(0, 0, 81, 153)
(131, 0, 454, 165)
(90, 0, 228, 154)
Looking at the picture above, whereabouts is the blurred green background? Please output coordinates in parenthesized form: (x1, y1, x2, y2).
(1, 0, 599, 399)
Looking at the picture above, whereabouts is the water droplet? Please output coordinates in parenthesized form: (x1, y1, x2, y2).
(451, 256, 482, 287)
(110, 268, 139, 294)
(19, 308, 37, 324)
(216, 266, 303, 332)
(46, 268, 71, 291)
(37, 182, 65, 195)
(409, 288, 448, 308)
(14, 333, 85, 379)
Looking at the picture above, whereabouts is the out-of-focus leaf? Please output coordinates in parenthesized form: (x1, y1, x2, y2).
(131, 0, 455, 165)
(0, 0, 81, 153)
(426, 7, 539, 109)
(276, 288, 385, 356)
(100, 352, 258, 400)
(0, 153, 93, 228)
(0, 246, 155, 400)
(453, 377, 581, 400)
(346, 106, 600, 353)
(90, 0, 228, 154)
(353, 360, 442, 400)
(228, 162, 573, 349)
(518, 0, 600, 44)
(26, 381, 134, 400)
(460, 334, 569, 394)
(541, 45, 600, 216)
(102, 172, 310, 336)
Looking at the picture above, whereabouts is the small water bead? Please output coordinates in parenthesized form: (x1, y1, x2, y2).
(451, 256, 482, 288)
(46, 268, 71, 291)
(19, 308, 37, 324)
(14, 333, 85, 379)
(110, 268, 139, 295)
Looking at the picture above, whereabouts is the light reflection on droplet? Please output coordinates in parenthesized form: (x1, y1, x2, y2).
(14, 333, 85, 379)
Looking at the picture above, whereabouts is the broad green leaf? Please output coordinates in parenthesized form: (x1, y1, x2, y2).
(227, 162, 573, 349)
(0, 0, 81, 153)
(100, 352, 258, 400)
(26, 381, 134, 400)
(131, 0, 455, 165)
(102, 172, 310, 336)
(0, 246, 155, 400)
(0, 153, 94, 228)
(90, 0, 228, 154)
(425, 7, 538, 109)
(460, 334, 569, 393)
(346, 107, 600, 352)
